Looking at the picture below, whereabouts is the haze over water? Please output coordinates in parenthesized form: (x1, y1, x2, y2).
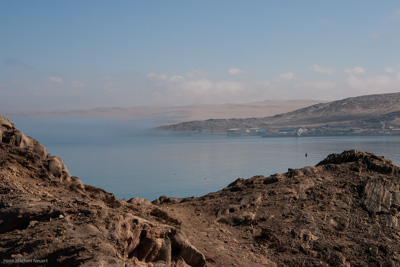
(11, 117, 400, 201)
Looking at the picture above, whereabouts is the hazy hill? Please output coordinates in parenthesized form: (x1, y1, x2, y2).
(156, 92, 400, 133)
(3, 99, 322, 124)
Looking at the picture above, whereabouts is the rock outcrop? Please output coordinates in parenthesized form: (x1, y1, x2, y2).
(160, 150, 400, 266)
(0, 115, 206, 266)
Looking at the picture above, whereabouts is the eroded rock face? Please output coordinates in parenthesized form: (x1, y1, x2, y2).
(1, 116, 47, 159)
(0, 116, 206, 267)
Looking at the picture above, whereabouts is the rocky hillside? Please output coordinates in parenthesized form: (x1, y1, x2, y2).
(1, 115, 400, 266)
(156, 92, 400, 133)
(0, 115, 206, 266)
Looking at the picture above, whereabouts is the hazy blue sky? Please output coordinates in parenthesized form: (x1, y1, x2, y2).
(1, 1, 400, 110)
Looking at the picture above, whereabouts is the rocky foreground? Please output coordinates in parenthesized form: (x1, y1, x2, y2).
(160, 152, 400, 266)
(0, 116, 205, 266)
(1, 115, 400, 266)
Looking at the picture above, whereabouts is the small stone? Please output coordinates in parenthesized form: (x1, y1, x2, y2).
(28, 221, 39, 228)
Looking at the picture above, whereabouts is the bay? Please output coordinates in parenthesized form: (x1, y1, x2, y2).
(10, 117, 400, 201)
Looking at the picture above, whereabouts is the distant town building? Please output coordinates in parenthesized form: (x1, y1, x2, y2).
(227, 128, 243, 136)
(227, 128, 266, 136)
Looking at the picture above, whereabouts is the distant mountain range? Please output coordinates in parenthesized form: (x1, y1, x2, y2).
(156, 92, 400, 135)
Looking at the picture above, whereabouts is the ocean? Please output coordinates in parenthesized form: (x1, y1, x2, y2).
(10, 117, 400, 201)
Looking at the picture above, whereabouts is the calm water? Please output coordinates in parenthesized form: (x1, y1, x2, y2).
(10, 117, 400, 201)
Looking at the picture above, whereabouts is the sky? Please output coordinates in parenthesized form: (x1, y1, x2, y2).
(1, 0, 400, 111)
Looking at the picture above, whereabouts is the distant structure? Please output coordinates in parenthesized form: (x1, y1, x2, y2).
(227, 128, 243, 136)
(227, 128, 266, 136)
